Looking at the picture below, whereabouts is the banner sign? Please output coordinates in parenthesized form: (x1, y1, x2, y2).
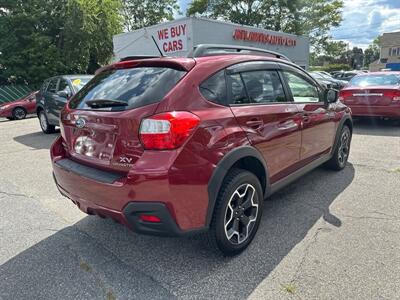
(233, 29, 297, 47)
(157, 23, 188, 54)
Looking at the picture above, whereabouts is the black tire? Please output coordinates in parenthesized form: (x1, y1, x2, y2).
(326, 125, 352, 170)
(12, 107, 26, 120)
(38, 110, 56, 134)
(205, 168, 263, 256)
(6, 117, 14, 120)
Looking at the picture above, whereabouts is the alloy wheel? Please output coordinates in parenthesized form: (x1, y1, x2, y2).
(14, 108, 26, 120)
(338, 129, 350, 166)
(40, 112, 48, 131)
(224, 183, 259, 245)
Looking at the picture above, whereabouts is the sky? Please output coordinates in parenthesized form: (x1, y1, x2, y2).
(177, 0, 400, 49)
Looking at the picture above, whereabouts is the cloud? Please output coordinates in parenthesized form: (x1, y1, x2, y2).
(331, 0, 400, 48)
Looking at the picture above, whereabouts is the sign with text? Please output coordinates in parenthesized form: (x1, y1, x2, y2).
(233, 29, 297, 47)
(157, 23, 188, 54)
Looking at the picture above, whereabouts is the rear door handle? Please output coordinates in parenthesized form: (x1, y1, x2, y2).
(246, 119, 263, 129)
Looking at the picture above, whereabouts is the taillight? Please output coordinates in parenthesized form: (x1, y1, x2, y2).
(384, 90, 400, 101)
(338, 90, 352, 102)
(139, 111, 200, 150)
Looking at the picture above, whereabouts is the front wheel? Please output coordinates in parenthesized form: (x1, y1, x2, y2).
(12, 107, 26, 120)
(38, 110, 56, 134)
(206, 168, 263, 256)
(326, 125, 352, 170)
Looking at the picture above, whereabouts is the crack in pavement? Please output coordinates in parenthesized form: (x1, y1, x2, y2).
(70, 225, 176, 299)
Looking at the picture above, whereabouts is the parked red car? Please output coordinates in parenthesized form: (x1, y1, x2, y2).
(0, 90, 38, 120)
(51, 45, 352, 255)
(339, 72, 400, 118)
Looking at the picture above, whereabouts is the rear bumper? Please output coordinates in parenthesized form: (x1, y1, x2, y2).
(51, 136, 209, 236)
(349, 105, 400, 118)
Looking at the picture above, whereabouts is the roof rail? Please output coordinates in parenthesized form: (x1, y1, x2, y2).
(188, 44, 291, 61)
(119, 55, 160, 62)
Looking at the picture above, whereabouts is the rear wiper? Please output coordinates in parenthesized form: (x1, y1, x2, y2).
(86, 99, 128, 108)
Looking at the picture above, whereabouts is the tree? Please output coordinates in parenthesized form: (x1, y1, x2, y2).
(364, 35, 381, 68)
(120, 0, 179, 31)
(187, 0, 344, 50)
(0, 0, 122, 86)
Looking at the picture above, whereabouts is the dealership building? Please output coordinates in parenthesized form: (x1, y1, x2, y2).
(113, 17, 310, 69)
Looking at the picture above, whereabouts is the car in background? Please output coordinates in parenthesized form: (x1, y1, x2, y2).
(339, 72, 400, 119)
(50, 45, 352, 255)
(333, 71, 362, 82)
(36, 75, 93, 133)
(0, 90, 38, 120)
(310, 72, 347, 90)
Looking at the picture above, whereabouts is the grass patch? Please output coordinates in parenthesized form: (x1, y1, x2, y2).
(106, 289, 116, 300)
(79, 260, 92, 272)
(281, 282, 296, 294)
(392, 168, 400, 173)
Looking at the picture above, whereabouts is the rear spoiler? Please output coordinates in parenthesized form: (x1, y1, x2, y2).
(95, 57, 196, 75)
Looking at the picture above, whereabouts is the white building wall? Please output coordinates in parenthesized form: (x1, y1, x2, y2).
(113, 17, 309, 68)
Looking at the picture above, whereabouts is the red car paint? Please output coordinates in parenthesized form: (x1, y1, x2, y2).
(51, 55, 351, 234)
(0, 91, 38, 118)
(339, 72, 400, 118)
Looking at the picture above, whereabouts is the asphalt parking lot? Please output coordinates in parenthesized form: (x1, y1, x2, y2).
(0, 117, 399, 299)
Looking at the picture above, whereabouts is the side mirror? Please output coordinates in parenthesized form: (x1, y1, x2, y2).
(326, 89, 338, 104)
(56, 90, 69, 99)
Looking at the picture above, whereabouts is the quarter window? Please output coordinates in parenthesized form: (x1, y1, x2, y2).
(283, 72, 319, 103)
(199, 70, 227, 105)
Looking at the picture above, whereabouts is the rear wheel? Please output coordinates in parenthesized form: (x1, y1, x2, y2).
(326, 125, 351, 170)
(38, 110, 56, 134)
(205, 168, 263, 256)
(12, 107, 26, 120)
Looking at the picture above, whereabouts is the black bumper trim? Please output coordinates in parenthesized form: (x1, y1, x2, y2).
(55, 158, 122, 184)
(123, 202, 206, 237)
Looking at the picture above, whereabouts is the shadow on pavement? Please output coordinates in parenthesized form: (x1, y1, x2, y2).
(353, 117, 400, 137)
(0, 164, 355, 299)
(13, 131, 59, 150)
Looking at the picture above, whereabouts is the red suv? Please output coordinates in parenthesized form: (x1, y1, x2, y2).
(51, 45, 352, 255)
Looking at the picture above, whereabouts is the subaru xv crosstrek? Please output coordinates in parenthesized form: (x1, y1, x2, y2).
(51, 45, 352, 255)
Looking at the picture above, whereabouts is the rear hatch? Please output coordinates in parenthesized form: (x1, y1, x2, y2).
(60, 58, 195, 173)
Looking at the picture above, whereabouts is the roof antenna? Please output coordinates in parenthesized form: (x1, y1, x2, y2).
(152, 36, 164, 57)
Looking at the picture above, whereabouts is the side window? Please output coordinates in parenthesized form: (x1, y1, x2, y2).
(199, 70, 227, 105)
(57, 79, 72, 95)
(47, 78, 58, 94)
(229, 73, 248, 104)
(283, 71, 319, 103)
(241, 70, 286, 103)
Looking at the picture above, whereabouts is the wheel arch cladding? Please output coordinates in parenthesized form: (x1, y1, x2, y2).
(332, 116, 353, 154)
(206, 146, 269, 227)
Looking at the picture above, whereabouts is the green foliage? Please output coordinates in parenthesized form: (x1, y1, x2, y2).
(120, 0, 179, 31)
(364, 35, 381, 68)
(0, 0, 123, 85)
(187, 0, 344, 50)
(310, 64, 351, 72)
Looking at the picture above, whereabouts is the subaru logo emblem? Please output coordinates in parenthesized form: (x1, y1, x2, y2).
(75, 118, 86, 129)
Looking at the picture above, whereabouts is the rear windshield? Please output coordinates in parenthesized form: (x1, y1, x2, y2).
(69, 67, 186, 110)
(349, 74, 400, 87)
